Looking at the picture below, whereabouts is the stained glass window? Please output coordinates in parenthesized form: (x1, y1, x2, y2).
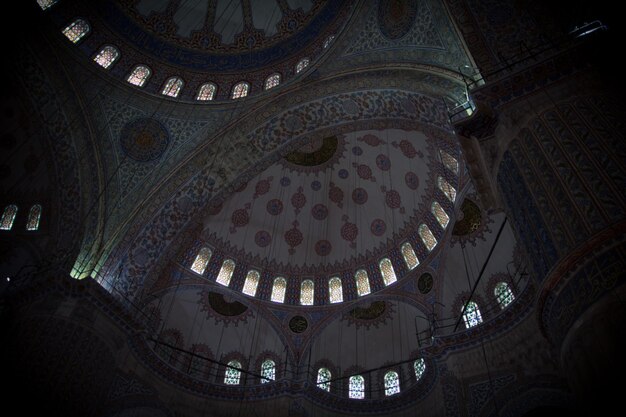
(414, 358, 426, 381)
(329, 277, 343, 303)
(261, 359, 275, 383)
(271, 277, 287, 303)
(26, 204, 42, 231)
(216, 259, 235, 287)
(495, 282, 515, 309)
(300, 279, 314, 306)
(419, 224, 437, 251)
(401, 242, 419, 270)
(38, 0, 58, 10)
(190, 247, 212, 275)
(127, 65, 151, 87)
(0, 205, 18, 230)
(231, 82, 249, 99)
(438, 176, 457, 202)
(242, 270, 260, 296)
(296, 58, 310, 74)
(264, 73, 280, 90)
(431, 201, 450, 228)
(462, 301, 483, 328)
(63, 19, 90, 43)
(384, 371, 400, 396)
(317, 367, 331, 392)
(440, 150, 459, 174)
(93, 46, 119, 69)
(162, 77, 184, 98)
(323, 35, 335, 49)
(379, 258, 397, 286)
(224, 360, 242, 385)
(188, 347, 211, 379)
(355, 269, 371, 296)
(197, 83, 216, 101)
(348, 375, 365, 399)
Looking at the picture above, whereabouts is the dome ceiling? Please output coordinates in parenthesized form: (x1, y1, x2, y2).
(201, 128, 446, 274)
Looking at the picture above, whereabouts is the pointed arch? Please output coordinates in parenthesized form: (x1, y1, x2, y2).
(271, 277, 287, 303)
(264, 73, 281, 90)
(197, 83, 217, 101)
(329, 276, 343, 303)
(190, 247, 212, 275)
(401, 242, 419, 270)
(296, 58, 310, 73)
(462, 301, 483, 328)
(224, 360, 242, 385)
(260, 359, 275, 383)
(63, 18, 90, 43)
(348, 375, 365, 399)
(93, 45, 120, 69)
(216, 259, 235, 287)
(231, 81, 250, 99)
(26, 204, 42, 231)
(300, 279, 314, 305)
(127, 65, 151, 87)
(355, 269, 371, 296)
(0, 205, 18, 230)
(242, 270, 260, 296)
(495, 282, 515, 309)
(419, 224, 437, 251)
(162, 76, 184, 98)
(384, 370, 400, 396)
(317, 367, 331, 392)
(379, 258, 397, 286)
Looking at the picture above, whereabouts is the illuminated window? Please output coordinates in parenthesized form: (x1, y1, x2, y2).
(401, 242, 419, 270)
(197, 83, 217, 101)
(495, 282, 515, 309)
(296, 58, 310, 74)
(323, 35, 335, 49)
(329, 277, 343, 303)
(190, 247, 212, 275)
(38, 0, 58, 10)
(355, 269, 371, 296)
(26, 204, 42, 231)
(261, 359, 275, 383)
(300, 279, 314, 306)
(413, 358, 426, 381)
(271, 277, 287, 303)
(348, 375, 365, 399)
(379, 258, 397, 286)
(317, 368, 331, 392)
(242, 270, 260, 296)
(431, 201, 450, 228)
(216, 259, 235, 287)
(0, 205, 18, 230)
(419, 224, 437, 251)
(127, 65, 151, 87)
(384, 371, 400, 396)
(224, 360, 242, 385)
(264, 73, 280, 90)
(437, 177, 457, 202)
(462, 301, 483, 328)
(93, 45, 120, 69)
(231, 82, 249, 99)
(63, 18, 90, 43)
(162, 77, 184, 98)
(440, 150, 459, 174)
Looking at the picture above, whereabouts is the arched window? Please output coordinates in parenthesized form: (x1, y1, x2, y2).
(216, 259, 235, 287)
(190, 247, 212, 275)
(162, 77, 184, 98)
(348, 375, 365, 399)
(63, 18, 90, 43)
(401, 242, 419, 270)
(384, 371, 400, 396)
(495, 282, 515, 309)
(231, 81, 249, 99)
(296, 58, 310, 73)
(419, 224, 437, 251)
(317, 367, 331, 392)
(93, 45, 120, 69)
(271, 277, 287, 303)
(300, 279, 314, 305)
(260, 359, 275, 383)
(242, 270, 260, 296)
(26, 204, 42, 231)
(264, 73, 280, 90)
(0, 205, 18, 230)
(127, 65, 151, 87)
(323, 35, 335, 49)
(431, 201, 450, 228)
(329, 277, 343, 303)
(437, 176, 457, 202)
(379, 258, 397, 286)
(196, 83, 217, 101)
(439, 150, 459, 174)
(38, 0, 59, 10)
(187, 345, 212, 379)
(462, 301, 483, 328)
(355, 269, 371, 296)
(224, 360, 242, 385)
(413, 358, 426, 381)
